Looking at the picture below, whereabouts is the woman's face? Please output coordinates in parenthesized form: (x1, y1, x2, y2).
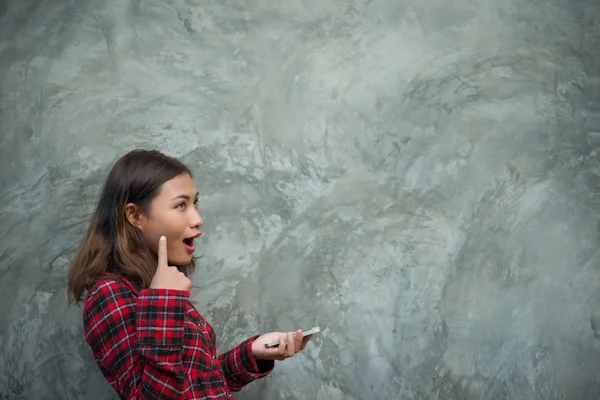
(136, 173, 204, 266)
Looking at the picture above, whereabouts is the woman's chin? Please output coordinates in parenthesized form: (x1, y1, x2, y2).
(171, 254, 193, 266)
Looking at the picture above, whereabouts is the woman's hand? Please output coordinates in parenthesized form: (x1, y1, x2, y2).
(150, 236, 192, 292)
(251, 330, 313, 361)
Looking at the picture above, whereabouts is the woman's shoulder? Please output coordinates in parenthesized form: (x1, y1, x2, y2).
(84, 274, 139, 307)
(82, 275, 140, 341)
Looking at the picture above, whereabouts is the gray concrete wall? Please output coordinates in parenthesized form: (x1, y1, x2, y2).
(1, 0, 600, 398)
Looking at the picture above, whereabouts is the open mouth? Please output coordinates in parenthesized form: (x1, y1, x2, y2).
(182, 233, 200, 253)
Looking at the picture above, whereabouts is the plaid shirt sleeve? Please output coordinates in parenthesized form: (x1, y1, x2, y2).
(218, 336, 275, 392)
(83, 279, 190, 399)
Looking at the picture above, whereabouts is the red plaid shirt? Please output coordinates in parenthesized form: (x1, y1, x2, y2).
(82, 275, 274, 399)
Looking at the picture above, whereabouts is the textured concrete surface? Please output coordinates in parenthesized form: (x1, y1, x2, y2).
(2, 0, 600, 398)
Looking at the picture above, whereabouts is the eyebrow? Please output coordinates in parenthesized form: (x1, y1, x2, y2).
(171, 192, 199, 201)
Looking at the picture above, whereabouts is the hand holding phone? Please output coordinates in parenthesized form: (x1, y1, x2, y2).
(264, 326, 321, 348)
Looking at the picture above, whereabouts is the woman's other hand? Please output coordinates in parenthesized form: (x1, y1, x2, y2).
(251, 330, 313, 361)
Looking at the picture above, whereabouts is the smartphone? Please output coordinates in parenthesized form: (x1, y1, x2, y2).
(264, 326, 321, 348)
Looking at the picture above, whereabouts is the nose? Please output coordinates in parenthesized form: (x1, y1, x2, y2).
(190, 207, 204, 229)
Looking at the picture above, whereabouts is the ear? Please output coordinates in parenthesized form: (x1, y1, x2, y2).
(124, 203, 145, 230)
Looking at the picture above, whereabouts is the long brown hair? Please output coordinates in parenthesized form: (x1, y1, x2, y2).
(67, 149, 196, 304)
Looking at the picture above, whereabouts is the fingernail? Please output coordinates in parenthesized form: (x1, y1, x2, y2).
(160, 236, 166, 241)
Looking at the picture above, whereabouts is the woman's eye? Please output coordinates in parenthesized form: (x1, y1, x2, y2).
(177, 202, 186, 209)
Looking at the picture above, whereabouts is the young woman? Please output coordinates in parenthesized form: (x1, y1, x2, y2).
(67, 149, 312, 399)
